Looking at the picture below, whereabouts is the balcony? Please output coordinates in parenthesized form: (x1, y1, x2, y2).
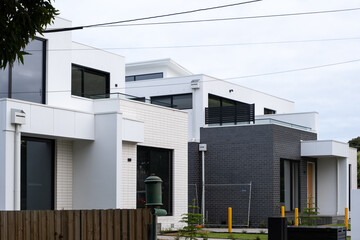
(205, 104, 255, 125)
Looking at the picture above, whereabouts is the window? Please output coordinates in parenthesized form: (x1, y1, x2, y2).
(208, 94, 245, 107)
(137, 146, 172, 215)
(264, 108, 276, 115)
(21, 137, 54, 210)
(280, 159, 299, 211)
(126, 72, 163, 82)
(0, 38, 46, 103)
(151, 93, 192, 110)
(71, 64, 110, 99)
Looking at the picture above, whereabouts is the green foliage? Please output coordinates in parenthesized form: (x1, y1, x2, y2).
(0, 0, 58, 69)
(179, 199, 205, 239)
(259, 221, 266, 228)
(349, 137, 360, 151)
(299, 201, 320, 226)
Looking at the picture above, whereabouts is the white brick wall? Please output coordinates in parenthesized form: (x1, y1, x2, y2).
(121, 141, 137, 208)
(120, 99, 188, 229)
(56, 140, 73, 210)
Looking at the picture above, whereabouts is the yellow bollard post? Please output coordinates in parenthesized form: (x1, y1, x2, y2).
(295, 208, 299, 226)
(281, 206, 285, 218)
(228, 207, 232, 233)
(345, 207, 349, 230)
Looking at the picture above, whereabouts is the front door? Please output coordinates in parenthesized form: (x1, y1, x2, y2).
(307, 162, 315, 208)
(21, 137, 54, 210)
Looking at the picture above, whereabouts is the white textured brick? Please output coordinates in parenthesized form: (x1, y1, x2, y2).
(55, 140, 73, 210)
(120, 99, 188, 229)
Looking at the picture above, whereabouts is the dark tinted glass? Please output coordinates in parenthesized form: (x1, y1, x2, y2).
(208, 94, 221, 107)
(126, 72, 163, 82)
(151, 96, 171, 107)
(71, 64, 109, 99)
(12, 40, 44, 103)
(173, 94, 192, 109)
(137, 146, 172, 215)
(83, 71, 107, 98)
(0, 68, 9, 98)
(125, 76, 135, 82)
(21, 138, 54, 210)
(71, 66, 82, 96)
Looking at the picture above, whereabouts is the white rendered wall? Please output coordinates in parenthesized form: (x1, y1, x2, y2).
(119, 99, 188, 229)
(73, 112, 122, 209)
(349, 148, 358, 191)
(256, 112, 318, 132)
(126, 74, 294, 141)
(351, 190, 360, 239)
(317, 158, 337, 215)
(42, 17, 125, 113)
(337, 157, 348, 215)
(56, 140, 73, 210)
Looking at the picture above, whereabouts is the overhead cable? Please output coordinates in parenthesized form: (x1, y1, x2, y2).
(43, 0, 261, 33)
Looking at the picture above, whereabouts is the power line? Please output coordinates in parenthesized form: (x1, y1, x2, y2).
(44, 0, 261, 33)
(92, 7, 360, 28)
(23, 37, 360, 52)
(2, 58, 360, 95)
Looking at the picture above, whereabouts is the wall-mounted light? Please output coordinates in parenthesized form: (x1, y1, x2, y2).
(229, 89, 234, 93)
(128, 158, 131, 162)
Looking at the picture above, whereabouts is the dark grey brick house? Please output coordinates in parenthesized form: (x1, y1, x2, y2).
(189, 124, 317, 227)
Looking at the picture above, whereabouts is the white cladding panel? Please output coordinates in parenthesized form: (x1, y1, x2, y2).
(351, 190, 360, 239)
(317, 158, 337, 215)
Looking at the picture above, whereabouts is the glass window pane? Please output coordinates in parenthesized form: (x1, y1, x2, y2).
(208, 94, 221, 107)
(173, 94, 192, 109)
(151, 96, 171, 107)
(71, 66, 82, 97)
(135, 72, 163, 81)
(21, 138, 54, 210)
(137, 146, 172, 215)
(222, 98, 235, 106)
(12, 39, 44, 103)
(0, 68, 9, 98)
(125, 76, 135, 82)
(83, 71, 107, 98)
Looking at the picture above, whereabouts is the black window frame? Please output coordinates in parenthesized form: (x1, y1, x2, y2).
(280, 159, 300, 211)
(1, 37, 47, 104)
(71, 64, 110, 99)
(125, 72, 163, 82)
(264, 108, 276, 115)
(151, 93, 192, 110)
(136, 146, 173, 215)
(21, 137, 55, 210)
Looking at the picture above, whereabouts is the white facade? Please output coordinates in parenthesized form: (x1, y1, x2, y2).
(301, 140, 357, 216)
(0, 18, 188, 229)
(125, 60, 294, 141)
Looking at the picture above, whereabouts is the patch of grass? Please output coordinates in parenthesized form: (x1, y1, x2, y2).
(167, 232, 268, 240)
(323, 224, 351, 230)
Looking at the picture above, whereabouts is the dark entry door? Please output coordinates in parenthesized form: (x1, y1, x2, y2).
(21, 137, 54, 210)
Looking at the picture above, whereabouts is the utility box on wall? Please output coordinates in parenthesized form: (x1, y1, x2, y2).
(11, 109, 26, 125)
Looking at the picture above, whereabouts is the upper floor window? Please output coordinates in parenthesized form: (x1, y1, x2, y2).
(151, 93, 192, 110)
(0, 38, 46, 104)
(126, 72, 163, 82)
(71, 64, 110, 99)
(264, 108, 276, 115)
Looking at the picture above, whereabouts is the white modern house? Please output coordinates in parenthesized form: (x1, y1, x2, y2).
(125, 59, 357, 226)
(0, 17, 188, 229)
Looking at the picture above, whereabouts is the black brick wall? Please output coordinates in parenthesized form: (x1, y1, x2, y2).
(188, 124, 317, 227)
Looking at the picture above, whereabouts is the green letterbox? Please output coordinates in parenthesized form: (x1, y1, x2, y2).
(144, 175, 163, 207)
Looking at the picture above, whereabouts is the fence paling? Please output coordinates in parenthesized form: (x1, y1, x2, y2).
(0, 209, 152, 240)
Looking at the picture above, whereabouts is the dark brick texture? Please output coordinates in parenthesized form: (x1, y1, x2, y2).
(188, 124, 317, 227)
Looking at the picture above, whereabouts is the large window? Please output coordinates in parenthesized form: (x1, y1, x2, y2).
(280, 159, 299, 211)
(21, 137, 54, 210)
(137, 146, 172, 215)
(126, 72, 163, 82)
(264, 108, 276, 115)
(151, 93, 192, 110)
(71, 64, 110, 99)
(0, 38, 46, 103)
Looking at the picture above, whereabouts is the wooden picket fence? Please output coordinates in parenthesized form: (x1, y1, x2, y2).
(0, 209, 152, 240)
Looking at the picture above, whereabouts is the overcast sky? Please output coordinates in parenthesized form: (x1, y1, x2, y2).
(53, 0, 360, 142)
